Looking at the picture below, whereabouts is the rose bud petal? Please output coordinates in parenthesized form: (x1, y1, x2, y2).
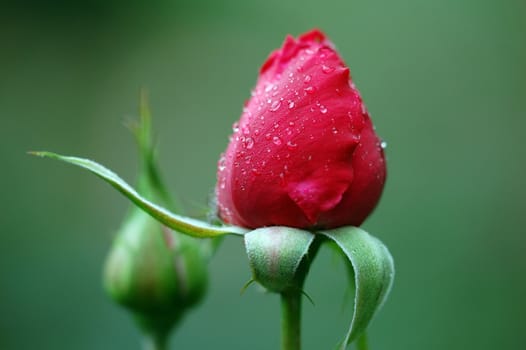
(216, 29, 386, 229)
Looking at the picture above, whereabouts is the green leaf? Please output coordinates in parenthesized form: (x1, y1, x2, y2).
(30, 151, 248, 238)
(319, 227, 394, 349)
(245, 227, 316, 293)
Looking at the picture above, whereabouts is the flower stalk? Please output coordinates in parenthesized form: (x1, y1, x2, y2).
(142, 333, 167, 350)
(281, 290, 302, 350)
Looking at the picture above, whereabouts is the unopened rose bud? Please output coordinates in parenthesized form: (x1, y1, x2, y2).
(104, 212, 207, 336)
(216, 29, 386, 229)
(104, 96, 208, 341)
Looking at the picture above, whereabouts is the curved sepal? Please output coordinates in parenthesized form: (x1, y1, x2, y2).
(319, 226, 394, 349)
(245, 227, 315, 293)
(30, 151, 248, 238)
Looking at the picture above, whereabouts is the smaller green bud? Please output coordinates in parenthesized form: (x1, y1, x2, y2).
(244, 227, 316, 293)
(104, 209, 207, 337)
(103, 91, 208, 342)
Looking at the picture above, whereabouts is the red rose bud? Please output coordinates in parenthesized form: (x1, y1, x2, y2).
(217, 29, 386, 229)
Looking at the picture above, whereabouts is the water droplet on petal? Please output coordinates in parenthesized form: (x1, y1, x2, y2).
(279, 173, 286, 185)
(320, 105, 328, 114)
(270, 100, 281, 112)
(381, 141, 387, 149)
(273, 136, 282, 145)
(304, 75, 312, 83)
(361, 104, 368, 115)
(244, 137, 255, 149)
(265, 133, 272, 140)
(288, 101, 295, 109)
(304, 86, 314, 94)
(322, 65, 334, 73)
(218, 156, 226, 171)
(286, 141, 297, 149)
(232, 122, 239, 133)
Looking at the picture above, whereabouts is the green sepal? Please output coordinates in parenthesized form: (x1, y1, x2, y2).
(30, 151, 248, 238)
(244, 227, 316, 293)
(318, 226, 395, 349)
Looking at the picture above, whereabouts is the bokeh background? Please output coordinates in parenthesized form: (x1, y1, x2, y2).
(2, 0, 525, 349)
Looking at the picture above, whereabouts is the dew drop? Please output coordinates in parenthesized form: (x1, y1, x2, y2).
(270, 100, 281, 112)
(304, 86, 314, 94)
(232, 122, 239, 133)
(273, 136, 282, 145)
(218, 156, 226, 171)
(279, 173, 286, 185)
(288, 100, 295, 109)
(381, 141, 388, 149)
(332, 127, 339, 134)
(304, 75, 312, 83)
(265, 133, 272, 140)
(320, 105, 328, 114)
(321, 65, 334, 74)
(286, 141, 297, 149)
(361, 104, 368, 115)
(244, 137, 255, 149)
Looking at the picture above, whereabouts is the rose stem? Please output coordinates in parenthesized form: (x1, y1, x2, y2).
(142, 333, 167, 350)
(281, 290, 302, 350)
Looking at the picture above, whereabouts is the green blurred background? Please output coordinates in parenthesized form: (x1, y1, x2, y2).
(2, 0, 525, 349)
